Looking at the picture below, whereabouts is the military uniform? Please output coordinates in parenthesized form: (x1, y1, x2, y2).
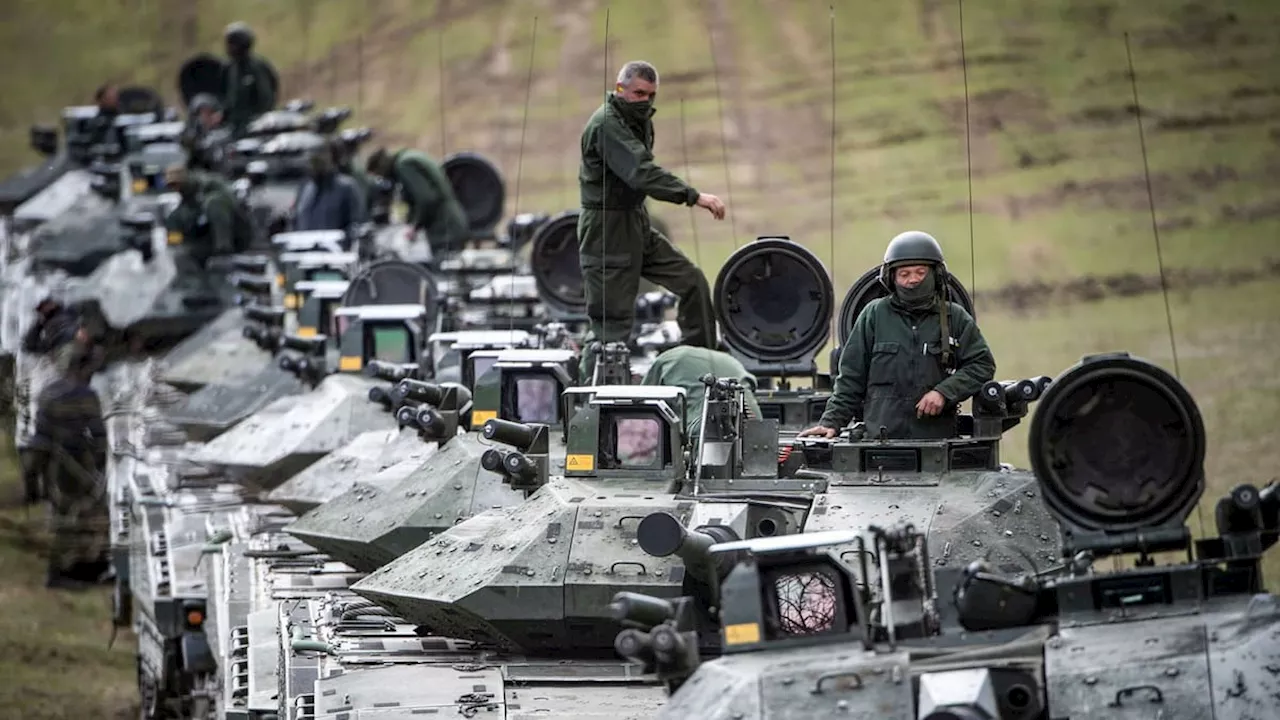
(578, 94, 716, 379)
(167, 173, 255, 263)
(32, 358, 110, 588)
(642, 346, 762, 441)
(16, 306, 82, 503)
(390, 149, 469, 253)
(817, 232, 995, 440)
(223, 53, 276, 135)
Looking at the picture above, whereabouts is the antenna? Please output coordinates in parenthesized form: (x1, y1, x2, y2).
(1124, 33, 1180, 379)
(828, 5, 838, 344)
(599, 6, 611, 359)
(679, 98, 702, 267)
(957, 0, 977, 306)
(705, 16, 738, 247)
(508, 16, 539, 333)
(438, 30, 447, 154)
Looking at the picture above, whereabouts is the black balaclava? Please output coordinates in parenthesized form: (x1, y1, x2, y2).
(891, 266, 938, 313)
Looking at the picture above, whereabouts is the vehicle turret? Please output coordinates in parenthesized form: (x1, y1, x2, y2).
(282, 347, 580, 567)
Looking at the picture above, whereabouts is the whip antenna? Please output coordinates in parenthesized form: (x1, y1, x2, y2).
(438, 30, 447, 153)
(706, 16, 738, 246)
(828, 5, 838, 342)
(599, 7, 611, 358)
(679, 98, 702, 267)
(957, 0, 977, 306)
(1125, 32, 1181, 379)
(508, 16, 539, 333)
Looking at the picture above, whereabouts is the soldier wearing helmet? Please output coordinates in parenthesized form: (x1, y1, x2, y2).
(799, 231, 995, 440)
(222, 22, 277, 134)
(181, 93, 232, 172)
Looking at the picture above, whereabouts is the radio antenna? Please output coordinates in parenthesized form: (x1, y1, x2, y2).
(508, 16, 539, 333)
(679, 97, 703, 267)
(1124, 32, 1180, 379)
(828, 5, 838, 342)
(705, 16, 738, 246)
(957, 0, 977, 307)
(599, 7, 611, 356)
(438, 30, 447, 153)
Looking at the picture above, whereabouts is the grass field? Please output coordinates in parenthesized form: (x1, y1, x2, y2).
(1, 0, 1279, 717)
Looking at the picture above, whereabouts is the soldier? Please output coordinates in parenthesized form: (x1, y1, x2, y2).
(222, 22, 276, 135)
(365, 146, 469, 254)
(94, 83, 119, 115)
(16, 299, 83, 505)
(31, 336, 111, 589)
(799, 231, 996, 440)
(642, 345, 762, 440)
(294, 148, 366, 235)
(577, 61, 726, 380)
(85, 83, 121, 149)
(163, 165, 255, 264)
(181, 93, 233, 173)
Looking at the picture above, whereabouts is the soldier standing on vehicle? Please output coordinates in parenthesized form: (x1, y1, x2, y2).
(164, 165, 255, 264)
(365, 146, 469, 254)
(222, 22, 276, 135)
(32, 335, 111, 589)
(577, 60, 725, 380)
(798, 231, 996, 440)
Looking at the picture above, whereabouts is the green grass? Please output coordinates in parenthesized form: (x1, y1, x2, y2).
(1, 0, 1279, 714)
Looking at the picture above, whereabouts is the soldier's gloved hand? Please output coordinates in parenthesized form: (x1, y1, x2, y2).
(796, 425, 837, 439)
(916, 390, 946, 418)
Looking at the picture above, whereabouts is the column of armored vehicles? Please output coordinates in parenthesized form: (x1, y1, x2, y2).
(1, 54, 1276, 720)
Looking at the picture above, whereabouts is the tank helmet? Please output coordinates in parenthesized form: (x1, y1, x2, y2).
(878, 230, 948, 290)
(189, 93, 222, 114)
(224, 22, 255, 50)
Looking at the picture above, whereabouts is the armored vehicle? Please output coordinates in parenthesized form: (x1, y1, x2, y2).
(618, 352, 1280, 720)
(281, 346, 579, 567)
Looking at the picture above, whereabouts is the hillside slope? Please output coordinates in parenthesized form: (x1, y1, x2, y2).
(0, 2, 1278, 716)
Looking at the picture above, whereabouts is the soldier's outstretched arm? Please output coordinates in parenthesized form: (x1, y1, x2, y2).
(818, 311, 874, 429)
(600, 117, 699, 206)
(399, 165, 442, 227)
(932, 305, 996, 404)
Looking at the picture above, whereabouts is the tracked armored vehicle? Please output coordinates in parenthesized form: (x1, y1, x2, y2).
(618, 352, 1280, 720)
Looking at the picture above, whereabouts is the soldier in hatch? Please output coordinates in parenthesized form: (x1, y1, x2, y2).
(331, 137, 374, 216)
(365, 146, 469, 254)
(799, 231, 995, 441)
(222, 22, 276, 135)
(293, 148, 366, 235)
(642, 345, 762, 441)
(163, 165, 255, 265)
(31, 334, 111, 589)
(577, 60, 726, 380)
(181, 94, 233, 173)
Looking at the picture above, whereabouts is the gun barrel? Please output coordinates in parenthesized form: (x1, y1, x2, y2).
(609, 591, 675, 629)
(502, 452, 537, 484)
(483, 418, 535, 450)
(395, 405, 419, 428)
(363, 360, 413, 382)
(367, 386, 392, 409)
(415, 407, 445, 438)
(235, 275, 273, 294)
(396, 379, 442, 405)
(281, 335, 324, 354)
(636, 512, 736, 589)
(480, 448, 508, 474)
(243, 304, 285, 326)
(613, 628, 654, 667)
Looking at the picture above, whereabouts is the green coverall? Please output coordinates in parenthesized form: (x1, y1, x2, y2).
(167, 173, 255, 264)
(818, 296, 995, 439)
(578, 94, 716, 379)
(642, 345, 762, 442)
(392, 149, 470, 253)
(223, 54, 277, 135)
